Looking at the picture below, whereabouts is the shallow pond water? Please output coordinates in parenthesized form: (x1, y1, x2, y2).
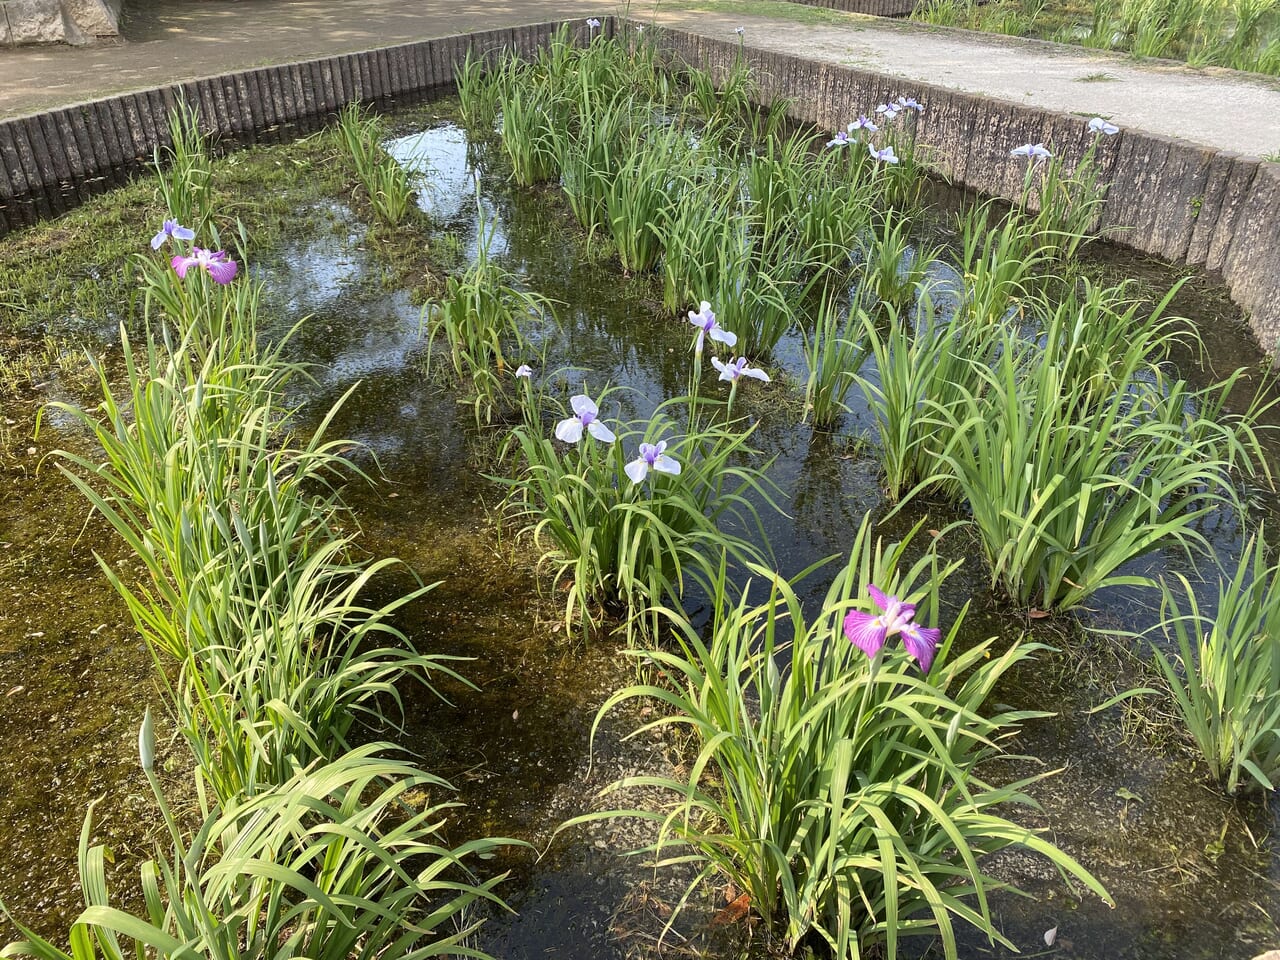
(2, 104, 1278, 959)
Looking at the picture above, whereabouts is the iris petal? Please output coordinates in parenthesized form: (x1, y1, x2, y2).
(206, 259, 238, 285)
(570, 394, 598, 418)
(866, 584, 891, 612)
(653, 455, 681, 475)
(624, 459, 649, 484)
(588, 421, 616, 443)
(555, 418, 584, 443)
(843, 610, 888, 659)
(901, 623, 941, 673)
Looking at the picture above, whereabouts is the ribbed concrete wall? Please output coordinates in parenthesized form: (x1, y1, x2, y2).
(0, 17, 1277, 351)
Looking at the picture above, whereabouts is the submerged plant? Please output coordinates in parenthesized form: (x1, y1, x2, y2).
(573, 516, 1110, 958)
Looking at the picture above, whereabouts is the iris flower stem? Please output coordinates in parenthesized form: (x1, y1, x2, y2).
(688, 347, 704, 434)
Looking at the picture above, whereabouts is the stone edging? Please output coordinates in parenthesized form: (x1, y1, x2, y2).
(0, 16, 1276, 351)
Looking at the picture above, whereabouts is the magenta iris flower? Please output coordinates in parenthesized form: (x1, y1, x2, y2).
(688, 301, 737, 353)
(624, 440, 681, 484)
(555, 394, 616, 444)
(151, 219, 195, 251)
(171, 247, 238, 284)
(711, 356, 770, 383)
(842, 584, 941, 673)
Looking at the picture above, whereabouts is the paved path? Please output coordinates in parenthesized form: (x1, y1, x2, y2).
(0, 0, 1278, 157)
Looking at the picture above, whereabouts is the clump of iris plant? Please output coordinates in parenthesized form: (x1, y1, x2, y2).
(843, 584, 941, 673)
(555, 394, 617, 444)
(172, 246, 238, 285)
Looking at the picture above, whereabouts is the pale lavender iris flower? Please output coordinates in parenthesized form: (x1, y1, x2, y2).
(868, 144, 899, 164)
(555, 394, 616, 444)
(826, 130, 851, 148)
(624, 440, 682, 483)
(1088, 117, 1119, 135)
(842, 584, 941, 673)
(151, 219, 195, 251)
(896, 95, 924, 112)
(711, 356, 770, 383)
(1010, 143, 1052, 161)
(586, 17, 601, 29)
(515, 364, 534, 378)
(688, 301, 737, 352)
(848, 115, 878, 134)
(875, 102, 900, 120)
(735, 25, 745, 35)
(171, 247, 238, 284)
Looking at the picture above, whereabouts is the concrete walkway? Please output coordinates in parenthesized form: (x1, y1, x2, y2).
(0, 0, 1278, 157)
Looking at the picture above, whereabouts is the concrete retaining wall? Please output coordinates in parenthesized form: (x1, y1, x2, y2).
(0, 16, 1277, 351)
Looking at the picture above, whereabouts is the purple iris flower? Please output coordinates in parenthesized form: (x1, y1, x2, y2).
(868, 144, 899, 165)
(711, 356, 770, 383)
(555, 394, 616, 444)
(515, 364, 533, 378)
(875, 102, 900, 120)
(896, 96, 924, 112)
(1010, 143, 1052, 161)
(171, 247, 238, 285)
(848, 115, 878, 134)
(624, 440, 682, 483)
(1088, 117, 1119, 135)
(688, 300, 737, 353)
(826, 130, 851, 148)
(842, 584, 941, 673)
(151, 219, 195, 251)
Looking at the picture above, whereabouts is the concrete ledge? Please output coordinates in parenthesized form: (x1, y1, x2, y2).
(0, 16, 1276, 352)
